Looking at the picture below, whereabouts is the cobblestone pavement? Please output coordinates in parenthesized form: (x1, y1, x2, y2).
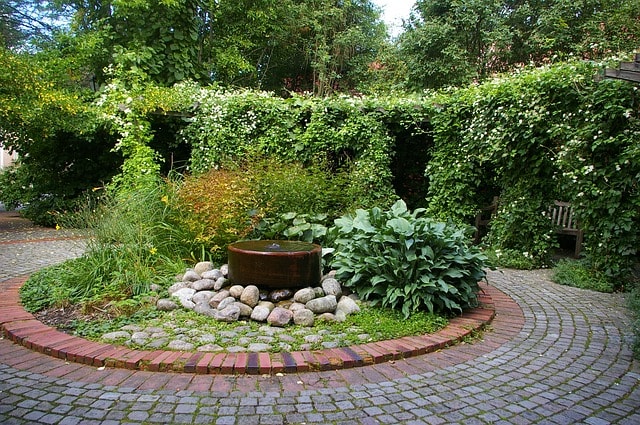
(1, 212, 639, 424)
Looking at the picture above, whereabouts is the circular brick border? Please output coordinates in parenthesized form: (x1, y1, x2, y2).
(1, 275, 497, 375)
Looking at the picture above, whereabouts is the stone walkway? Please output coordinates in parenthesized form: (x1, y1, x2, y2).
(0, 211, 639, 424)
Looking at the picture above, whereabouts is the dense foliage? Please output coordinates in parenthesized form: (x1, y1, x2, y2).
(330, 200, 487, 318)
(399, 0, 640, 89)
(426, 61, 639, 283)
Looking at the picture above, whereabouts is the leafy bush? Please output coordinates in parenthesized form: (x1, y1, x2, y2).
(330, 200, 487, 318)
(552, 259, 615, 293)
(173, 167, 259, 262)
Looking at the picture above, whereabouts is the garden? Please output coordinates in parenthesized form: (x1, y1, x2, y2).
(2, 58, 637, 357)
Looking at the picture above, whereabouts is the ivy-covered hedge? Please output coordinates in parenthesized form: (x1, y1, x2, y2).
(427, 62, 639, 282)
(181, 91, 435, 209)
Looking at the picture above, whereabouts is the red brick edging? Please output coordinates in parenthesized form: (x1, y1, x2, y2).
(0, 275, 496, 375)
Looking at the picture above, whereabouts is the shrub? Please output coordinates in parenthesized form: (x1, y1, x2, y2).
(173, 167, 259, 262)
(330, 200, 487, 318)
(552, 258, 615, 293)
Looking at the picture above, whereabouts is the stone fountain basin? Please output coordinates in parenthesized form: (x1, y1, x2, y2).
(227, 240, 322, 289)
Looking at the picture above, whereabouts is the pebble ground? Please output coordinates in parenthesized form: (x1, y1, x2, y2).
(1, 210, 639, 424)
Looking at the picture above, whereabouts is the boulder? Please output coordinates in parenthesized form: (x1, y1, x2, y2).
(192, 278, 216, 291)
(157, 298, 179, 311)
(293, 287, 316, 304)
(215, 305, 241, 322)
(201, 269, 223, 280)
(336, 296, 360, 316)
(217, 296, 237, 311)
(250, 305, 271, 322)
(234, 301, 254, 317)
(192, 290, 215, 305)
(167, 281, 189, 295)
(267, 307, 293, 327)
(293, 309, 315, 327)
(209, 290, 230, 308)
(240, 285, 260, 308)
(194, 261, 213, 275)
(229, 285, 244, 298)
(321, 278, 342, 298)
(214, 277, 228, 291)
(182, 270, 201, 282)
(306, 295, 337, 314)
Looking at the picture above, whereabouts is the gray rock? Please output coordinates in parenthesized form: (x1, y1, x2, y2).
(306, 295, 337, 314)
(322, 341, 340, 349)
(250, 305, 271, 322)
(226, 346, 246, 353)
(229, 285, 244, 298)
(214, 277, 228, 291)
(172, 288, 197, 309)
(197, 344, 224, 352)
(168, 281, 189, 295)
(322, 278, 342, 298)
(313, 287, 325, 298)
(182, 269, 201, 282)
(258, 301, 275, 311)
(293, 308, 315, 327)
(220, 264, 229, 276)
(316, 312, 338, 322)
(194, 303, 216, 317)
(289, 302, 307, 312)
(248, 343, 271, 352)
(267, 307, 293, 327)
(322, 270, 337, 280)
(149, 283, 162, 292)
(209, 290, 230, 308)
(192, 291, 215, 305)
(202, 269, 223, 280)
(194, 261, 213, 275)
(157, 298, 179, 311)
(199, 334, 217, 343)
(217, 296, 237, 311)
(304, 334, 323, 344)
(234, 301, 253, 317)
(240, 285, 260, 308)
(102, 331, 130, 341)
(335, 310, 347, 322)
(215, 304, 241, 322)
(168, 340, 195, 351)
(192, 278, 216, 291)
(336, 296, 360, 316)
(147, 338, 169, 349)
(293, 287, 316, 304)
(131, 331, 149, 340)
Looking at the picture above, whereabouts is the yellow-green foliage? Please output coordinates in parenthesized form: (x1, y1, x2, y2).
(175, 167, 259, 259)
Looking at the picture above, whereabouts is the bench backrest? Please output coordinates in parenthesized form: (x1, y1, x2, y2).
(549, 200, 578, 230)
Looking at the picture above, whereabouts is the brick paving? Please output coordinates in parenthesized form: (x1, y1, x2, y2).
(1, 211, 639, 424)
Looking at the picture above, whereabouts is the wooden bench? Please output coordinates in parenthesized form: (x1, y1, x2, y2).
(549, 200, 583, 257)
(474, 199, 583, 257)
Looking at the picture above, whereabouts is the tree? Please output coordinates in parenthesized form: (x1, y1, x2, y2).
(54, 0, 386, 92)
(399, 0, 640, 90)
(399, 0, 511, 90)
(0, 0, 71, 49)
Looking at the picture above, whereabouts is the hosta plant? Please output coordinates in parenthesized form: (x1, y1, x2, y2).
(330, 200, 487, 318)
